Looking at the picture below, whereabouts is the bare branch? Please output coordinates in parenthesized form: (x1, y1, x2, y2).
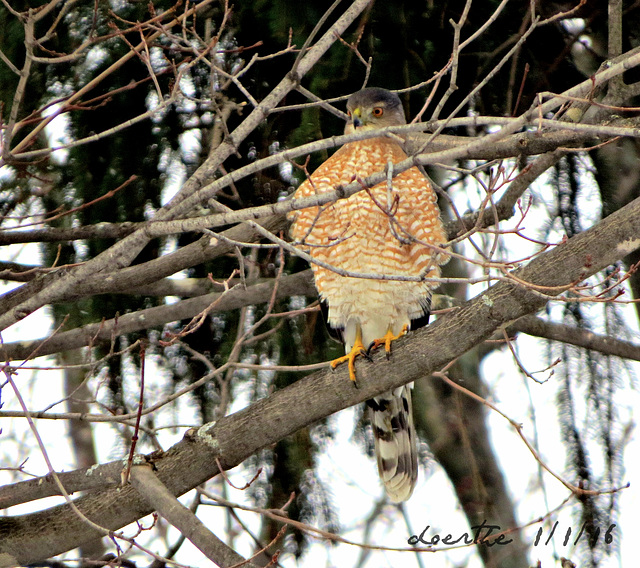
(509, 314, 640, 361)
(130, 465, 262, 568)
(0, 270, 316, 362)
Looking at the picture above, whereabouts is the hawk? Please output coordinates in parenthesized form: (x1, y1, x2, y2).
(288, 88, 448, 502)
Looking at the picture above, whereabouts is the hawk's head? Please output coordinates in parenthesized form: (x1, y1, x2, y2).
(345, 88, 406, 133)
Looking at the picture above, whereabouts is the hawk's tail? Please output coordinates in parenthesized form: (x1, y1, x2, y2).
(366, 384, 418, 502)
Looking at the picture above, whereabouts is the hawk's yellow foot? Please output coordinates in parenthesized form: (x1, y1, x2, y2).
(330, 328, 369, 385)
(368, 324, 409, 358)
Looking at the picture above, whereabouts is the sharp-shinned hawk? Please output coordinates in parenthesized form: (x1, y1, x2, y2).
(288, 88, 448, 502)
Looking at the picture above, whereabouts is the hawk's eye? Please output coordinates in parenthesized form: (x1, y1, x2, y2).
(372, 107, 384, 117)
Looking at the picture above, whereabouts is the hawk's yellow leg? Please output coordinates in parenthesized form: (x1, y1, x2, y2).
(369, 324, 409, 358)
(331, 325, 367, 383)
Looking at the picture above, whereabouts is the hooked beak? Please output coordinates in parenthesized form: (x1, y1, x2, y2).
(351, 107, 363, 128)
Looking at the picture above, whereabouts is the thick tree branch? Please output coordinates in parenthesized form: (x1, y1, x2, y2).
(0, 213, 288, 314)
(0, 270, 316, 363)
(2, 196, 639, 564)
(130, 465, 261, 568)
(509, 314, 640, 361)
(0, 223, 142, 246)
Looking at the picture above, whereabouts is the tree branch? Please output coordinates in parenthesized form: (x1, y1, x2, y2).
(509, 314, 640, 361)
(130, 465, 261, 568)
(0, 213, 288, 314)
(0, 270, 316, 363)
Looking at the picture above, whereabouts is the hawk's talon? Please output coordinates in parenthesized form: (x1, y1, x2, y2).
(367, 324, 409, 358)
(331, 335, 367, 388)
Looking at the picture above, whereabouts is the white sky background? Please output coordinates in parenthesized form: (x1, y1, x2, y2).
(1, 151, 638, 568)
